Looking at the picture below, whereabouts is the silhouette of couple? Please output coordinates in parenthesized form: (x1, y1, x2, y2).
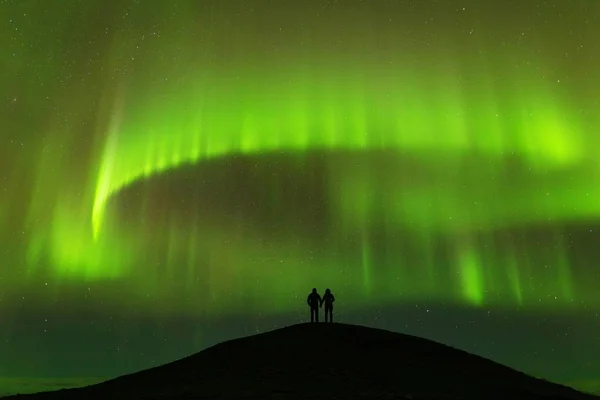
(306, 288, 335, 323)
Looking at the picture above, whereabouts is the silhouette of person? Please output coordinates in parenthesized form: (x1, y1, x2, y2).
(321, 288, 335, 323)
(307, 288, 322, 323)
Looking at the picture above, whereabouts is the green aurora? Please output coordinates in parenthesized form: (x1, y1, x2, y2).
(80, 60, 598, 312)
(2, 0, 600, 393)
(15, 5, 598, 314)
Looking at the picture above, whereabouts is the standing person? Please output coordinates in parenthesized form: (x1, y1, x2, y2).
(306, 288, 322, 323)
(321, 288, 335, 323)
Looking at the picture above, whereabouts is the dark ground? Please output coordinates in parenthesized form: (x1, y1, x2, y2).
(3, 323, 598, 400)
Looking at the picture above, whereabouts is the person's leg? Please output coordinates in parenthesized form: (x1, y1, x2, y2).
(310, 307, 315, 322)
(315, 307, 319, 323)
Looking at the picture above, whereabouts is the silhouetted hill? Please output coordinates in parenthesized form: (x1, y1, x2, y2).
(4, 323, 598, 400)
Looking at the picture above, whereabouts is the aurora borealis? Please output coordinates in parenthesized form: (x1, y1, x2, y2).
(1, 0, 600, 396)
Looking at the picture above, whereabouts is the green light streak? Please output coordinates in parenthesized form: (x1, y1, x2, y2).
(43, 57, 593, 313)
(90, 63, 592, 240)
(5, 0, 597, 316)
(361, 230, 372, 297)
(458, 244, 485, 306)
(506, 249, 523, 306)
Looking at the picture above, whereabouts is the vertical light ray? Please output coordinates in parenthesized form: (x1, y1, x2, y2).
(457, 240, 485, 306)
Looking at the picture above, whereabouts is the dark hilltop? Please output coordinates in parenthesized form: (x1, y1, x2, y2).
(3, 323, 598, 400)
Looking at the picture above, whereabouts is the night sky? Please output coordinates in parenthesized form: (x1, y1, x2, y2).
(1, 0, 600, 396)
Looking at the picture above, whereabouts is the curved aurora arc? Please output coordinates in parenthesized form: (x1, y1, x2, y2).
(6, 2, 600, 393)
(43, 52, 598, 316)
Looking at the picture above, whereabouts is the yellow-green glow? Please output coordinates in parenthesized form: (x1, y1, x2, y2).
(69, 58, 600, 312)
(458, 245, 485, 306)
(3, 0, 598, 321)
(91, 63, 590, 239)
(361, 231, 372, 297)
(4, 1, 600, 392)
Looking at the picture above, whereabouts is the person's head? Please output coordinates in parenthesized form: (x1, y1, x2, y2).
(325, 288, 331, 294)
(312, 288, 317, 293)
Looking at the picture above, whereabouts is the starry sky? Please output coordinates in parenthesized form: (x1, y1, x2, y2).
(1, 0, 600, 396)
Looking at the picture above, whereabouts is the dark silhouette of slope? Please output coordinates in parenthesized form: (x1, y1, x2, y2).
(3, 323, 598, 400)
